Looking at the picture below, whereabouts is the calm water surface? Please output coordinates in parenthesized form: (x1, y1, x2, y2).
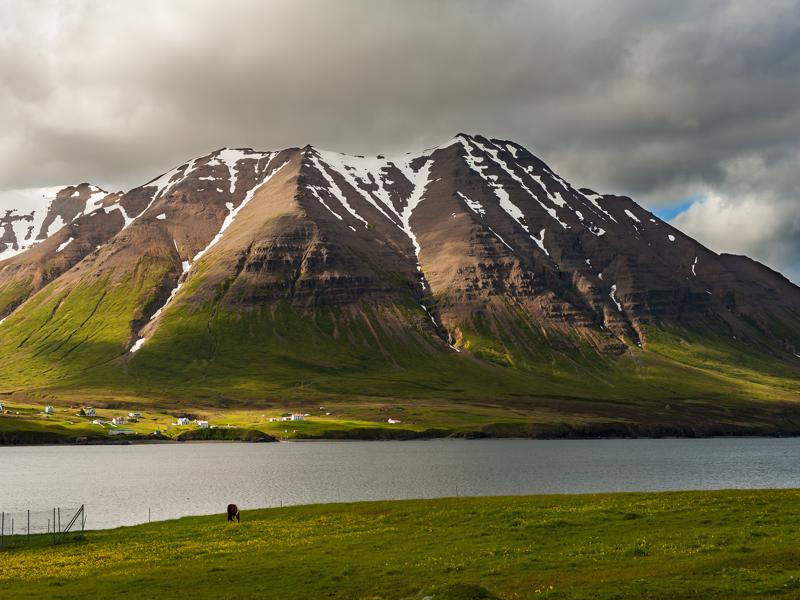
(1, 438, 799, 529)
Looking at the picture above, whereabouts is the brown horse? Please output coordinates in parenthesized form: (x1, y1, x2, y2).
(227, 504, 240, 522)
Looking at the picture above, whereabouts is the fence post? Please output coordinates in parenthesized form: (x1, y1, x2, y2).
(1, 511, 4, 548)
(52, 508, 56, 544)
(27, 510, 30, 545)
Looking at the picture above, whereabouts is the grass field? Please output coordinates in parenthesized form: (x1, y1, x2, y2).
(1, 490, 799, 599)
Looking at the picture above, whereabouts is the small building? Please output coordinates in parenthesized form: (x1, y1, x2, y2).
(0, 402, 5, 412)
(196, 420, 209, 428)
(387, 418, 402, 424)
(290, 413, 304, 421)
(83, 407, 96, 417)
(177, 417, 191, 426)
(128, 412, 142, 419)
(44, 405, 54, 414)
(111, 416, 125, 425)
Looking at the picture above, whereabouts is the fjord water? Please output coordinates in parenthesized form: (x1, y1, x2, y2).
(2, 438, 799, 530)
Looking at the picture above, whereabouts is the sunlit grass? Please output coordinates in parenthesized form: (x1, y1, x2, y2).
(1, 490, 800, 599)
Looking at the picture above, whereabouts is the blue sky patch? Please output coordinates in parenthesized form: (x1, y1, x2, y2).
(651, 195, 704, 221)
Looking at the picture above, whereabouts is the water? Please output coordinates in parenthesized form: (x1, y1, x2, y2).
(1, 438, 799, 530)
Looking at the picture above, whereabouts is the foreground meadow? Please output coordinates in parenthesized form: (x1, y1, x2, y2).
(1, 490, 799, 599)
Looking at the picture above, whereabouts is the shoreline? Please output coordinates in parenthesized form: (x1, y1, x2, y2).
(2, 427, 799, 447)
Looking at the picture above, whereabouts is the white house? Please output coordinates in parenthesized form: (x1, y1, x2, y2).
(290, 413, 304, 421)
(44, 405, 54, 414)
(0, 402, 4, 412)
(177, 417, 191, 426)
(111, 416, 125, 425)
(196, 420, 209, 428)
(387, 418, 402, 424)
(84, 407, 96, 417)
(128, 412, 142, 419)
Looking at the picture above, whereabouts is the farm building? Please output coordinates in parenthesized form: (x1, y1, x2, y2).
(177, 417, 191, 426)
(44, 405, 54, 414)
(111, 417, 126, 425)
(290, 413, 304, 421)
(83, 407, 96, 417)
(196, 420, 209, 428)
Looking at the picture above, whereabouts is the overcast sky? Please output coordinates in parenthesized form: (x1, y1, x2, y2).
(2, 0, 798, 282)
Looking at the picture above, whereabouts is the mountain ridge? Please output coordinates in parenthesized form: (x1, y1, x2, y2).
(0, 134, 799, 436)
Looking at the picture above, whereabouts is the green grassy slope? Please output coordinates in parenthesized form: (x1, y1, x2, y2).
(2, 490, 800, 599)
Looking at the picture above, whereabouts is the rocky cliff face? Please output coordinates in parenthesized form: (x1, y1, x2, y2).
(0, 135, 798, 405)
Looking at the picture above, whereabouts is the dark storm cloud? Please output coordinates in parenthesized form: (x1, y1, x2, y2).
(1, 0, 799, 280)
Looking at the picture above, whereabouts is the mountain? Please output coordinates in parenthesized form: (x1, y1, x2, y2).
(1, 134, 799, 435)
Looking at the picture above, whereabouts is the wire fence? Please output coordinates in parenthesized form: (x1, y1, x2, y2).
(0, 504, 85, 548)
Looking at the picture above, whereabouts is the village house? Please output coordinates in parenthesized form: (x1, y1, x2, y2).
(290, 413, 304, 421)
(176, 417, 191, 426)
(196, 420, 209, 428)
(0, 402, 4, 412)
(44, 405, 54, 414)
(128, 412, 142, 419)
(83, 407, 96, 417)
(111, 416, 125, 425)
(387, 418, 402, 424)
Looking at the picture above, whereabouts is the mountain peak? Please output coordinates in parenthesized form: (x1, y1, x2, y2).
(1, 136, 799, 393)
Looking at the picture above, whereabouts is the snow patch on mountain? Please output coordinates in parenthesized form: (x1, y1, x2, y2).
(532, 228, 549, 256)
(610, 284, 623, 312)
(308, 186, 344, 221)
(624, 209, 641, 223)
(393, 153, 434, 267)
(309, 153, 371, 229)
(471, 138, 569, 230)
(582, 192, 618, 223)
(56, 237, 74, 253)
(460, 139, 531, 235)
(315, 151, 400, 226)
(457, 191, 486, 218)
(0, 185, 69, 260)
(215, 148, 256, 195)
